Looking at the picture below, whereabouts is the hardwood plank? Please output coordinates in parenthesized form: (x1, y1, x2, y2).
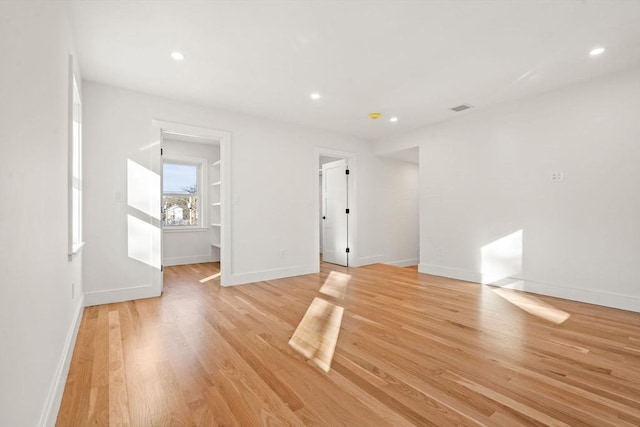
(108, 310, 131, 427)
(57, 308, 98, 426)
(289, 297, 344, 372)
(57, 261, 640, 426)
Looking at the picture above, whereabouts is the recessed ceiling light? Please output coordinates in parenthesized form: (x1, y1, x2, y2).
(589, 47, 605, 56)
(310, 93, 321, 100)
(390, 117, 398, 123)
(171, 52, 185, 61)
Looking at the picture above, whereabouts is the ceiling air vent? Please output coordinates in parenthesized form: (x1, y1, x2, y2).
(450, 104, 473, 112)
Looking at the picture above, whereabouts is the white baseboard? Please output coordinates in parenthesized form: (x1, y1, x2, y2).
(163, 254, 213, 267)
(84, 284, 160, 306)
(352, 255, 384, 267)
(417, 264, 639, 312)
(40, 296, 84, 427)
(226, 264, 317, 287)
(488, 277, 640, 313)
(384, 258, 419, 267)
(418, 263, 481, 283)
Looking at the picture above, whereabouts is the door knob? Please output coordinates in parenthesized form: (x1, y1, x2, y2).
(322, 216, 326, 220)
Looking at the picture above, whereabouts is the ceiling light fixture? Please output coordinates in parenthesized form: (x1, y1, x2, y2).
(589, 47, 605, 56)
(171, 52, 185, 61)
(369, 112, 381, 120)
(390, 117, 398, 123)
(310, 93, 321, 100)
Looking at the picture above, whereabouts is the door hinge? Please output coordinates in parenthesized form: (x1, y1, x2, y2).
(345, 208, 350, 214)
(345, 169, 350, 175)
(161, 265, 164, 272)
(161, 148, 163, 156)
(345, 248, 350, 253)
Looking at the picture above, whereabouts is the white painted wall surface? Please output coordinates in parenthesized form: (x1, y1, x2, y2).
(378, 158, 419, 266)
(375, 68, 640, 311)
(162, 139, 218, 266)
(82, 82, 383, 299)
(0, 3, 84, 426)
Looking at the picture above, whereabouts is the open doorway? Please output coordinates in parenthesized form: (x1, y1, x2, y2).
(161, 137, 220, 269)
(151, 121, 231, 292)
(315, 149, 357, 269)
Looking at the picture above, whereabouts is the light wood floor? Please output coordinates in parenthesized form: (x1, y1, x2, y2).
(57, 262, 640, 426)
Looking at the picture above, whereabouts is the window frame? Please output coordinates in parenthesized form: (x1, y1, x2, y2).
(161, 154, 207, 231)
(68, 56, 84, 258)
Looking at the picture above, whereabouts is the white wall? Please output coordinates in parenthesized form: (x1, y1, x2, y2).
(375, 68, 640, 311)
(83, 81, 385, 302)
(162, 139, 218, 266)
(378, 158, 419, 267)
(0, 3, 84, 426)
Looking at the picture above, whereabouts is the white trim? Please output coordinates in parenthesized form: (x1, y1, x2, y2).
(226, 264, 317, 287)
(163, 254, 213, 267)
(39, 296, 84, 427)
(384, 258, 419, 267)
(417, 265, 639, 312)
(84, 284, 160, 307)
(418, 263, 481, 283)
(487, 277, 640, 313)
(162, 227, 208, 233)
(67, 241, 85, 260)
(352, 255, 384, 267)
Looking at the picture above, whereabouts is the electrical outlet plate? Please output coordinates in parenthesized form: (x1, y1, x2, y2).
(550, 171, 564, 182)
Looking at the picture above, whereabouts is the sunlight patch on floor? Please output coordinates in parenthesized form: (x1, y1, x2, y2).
(199, 272, 221, 283)
(289, 297, 344, 372)
(319, 271, 351, 300)
(493, 286, 571, 325)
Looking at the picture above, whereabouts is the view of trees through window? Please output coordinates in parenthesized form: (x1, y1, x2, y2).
(162, 163, 199, 226)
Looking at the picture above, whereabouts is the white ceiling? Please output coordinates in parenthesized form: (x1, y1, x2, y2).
(71, 1, 640, 141)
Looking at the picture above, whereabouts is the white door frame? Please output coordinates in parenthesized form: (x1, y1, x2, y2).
(314, 147, 357, 272)
(151, 120, 232, 289)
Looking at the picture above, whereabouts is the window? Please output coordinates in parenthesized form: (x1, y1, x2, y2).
(69, 65, 83, 257)
(162, 161, 201, 227)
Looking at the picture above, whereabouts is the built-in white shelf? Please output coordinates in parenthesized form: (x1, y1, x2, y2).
(210, 158, 221, 250)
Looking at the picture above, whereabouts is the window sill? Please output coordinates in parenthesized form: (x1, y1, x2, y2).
(163, 227, 209, 233)
(68, 241, 85, 261)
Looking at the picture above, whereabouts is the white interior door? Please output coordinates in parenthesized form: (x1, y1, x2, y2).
(156, 135, 165, 294)
(322, 159, 348, 266)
